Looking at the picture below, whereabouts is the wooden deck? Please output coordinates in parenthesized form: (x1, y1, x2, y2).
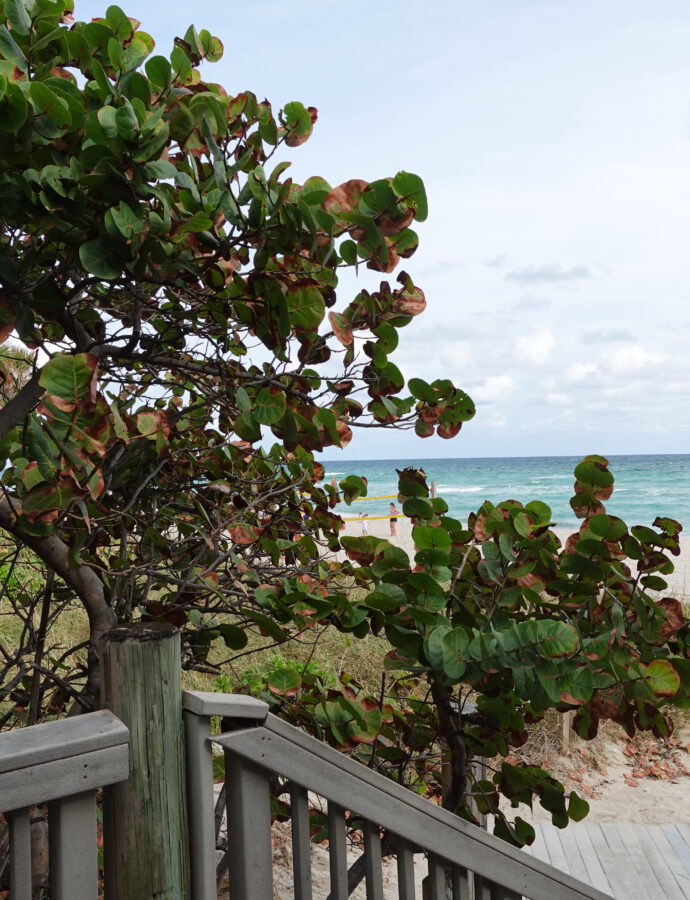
(524, 823, 690, 899)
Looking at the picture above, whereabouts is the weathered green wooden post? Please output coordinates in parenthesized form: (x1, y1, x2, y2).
(101, 623, 190, 899)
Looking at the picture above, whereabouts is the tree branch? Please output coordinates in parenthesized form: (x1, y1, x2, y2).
(0, 494, 116, 711)
(0, 371, 44, 441)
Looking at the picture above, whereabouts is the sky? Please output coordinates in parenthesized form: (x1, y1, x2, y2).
(87, 0, 690, 459)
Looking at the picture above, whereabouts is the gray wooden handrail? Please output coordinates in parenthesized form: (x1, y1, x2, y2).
(0, 710, 129, 899)
(0, 709, 128, 811)
(218, 719, 612, 900)
(182, 691, 613, 900)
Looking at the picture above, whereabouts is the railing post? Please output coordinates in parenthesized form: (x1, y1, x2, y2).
(101, 623, 189, 900)
(224, 749, 274, 900)
(181, 691, 269, 900)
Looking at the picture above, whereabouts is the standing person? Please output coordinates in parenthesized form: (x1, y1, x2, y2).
(360, 513, 369, 535)
(389, 502, 400, 537)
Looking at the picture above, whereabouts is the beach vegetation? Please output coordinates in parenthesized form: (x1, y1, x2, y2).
(0, 0, 687, 860)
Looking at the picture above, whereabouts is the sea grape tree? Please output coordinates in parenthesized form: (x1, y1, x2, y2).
(0, 0, 688, 854)
(0, 0, 473, 715)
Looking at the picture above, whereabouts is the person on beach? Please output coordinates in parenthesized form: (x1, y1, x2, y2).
(389, 503, 400, 536)
(361, 513, 369, 535)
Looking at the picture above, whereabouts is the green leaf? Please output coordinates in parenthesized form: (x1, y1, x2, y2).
(145, 55, 172, 88)
(79, 238, 123, 279)
(6, 0, 32, 36)
(587, 514, 627, 541)
(283, 100, 312, 136)
(105, 5, 133, 39)
(525, 500, 552, 524)
(514, 511, 531, 537)
(233, 411, 261, 443)
(407, 377, 437, 403)
(441, 628, 469, 681)
(338, 475, 368, 502)
(364, 583, 406, 612)
(29, 81, 72, 128)
(574, 458, 613, 489)
(176, 212, 213, 237)
(537, 621, 579, 658)
(115, 100, 139, 140)
(0, 80, 27, 133)
(402, 497, 434, 519)
(21, 479, 79, 520)
(392, 171, 428, 221)
(286, 285, 325, 331)
(411, 525, 451, 550)
(144, 158, 177, 180)
(268, 668, 301, 696)
(424, 622, 451, 672)
(644, 660, 680, 697)
(38, 354, 97, 407)
(254, 387, 286, 425)
(0, 25, 28, 71)
(242, 608, 286, 642)
(97, 105, 118, 138)
(567, 791, 590, 822)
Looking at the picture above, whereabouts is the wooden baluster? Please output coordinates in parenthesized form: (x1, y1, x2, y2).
(450, 864, 470, 899)
(426, 853, 447, 899)
(224, 749, 273, 900)
(396, 837, 416, 900)
(8, 808, 32, 900)
(291, 784, 313, 900)
(48, 791, 98, 900)
(363, 820, 384, 900)
(328, 802, 348, 900)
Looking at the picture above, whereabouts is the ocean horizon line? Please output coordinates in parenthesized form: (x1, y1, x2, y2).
(319, 451, 689, 464)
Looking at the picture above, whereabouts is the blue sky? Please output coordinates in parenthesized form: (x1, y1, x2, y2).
(90, 1, 690, 459)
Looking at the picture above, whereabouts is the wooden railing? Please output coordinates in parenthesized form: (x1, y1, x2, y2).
(183, 691, 614, 900)
(0, 710, 128, 900)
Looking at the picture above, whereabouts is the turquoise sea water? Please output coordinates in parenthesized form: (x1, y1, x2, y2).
(321, 455, 690, 530)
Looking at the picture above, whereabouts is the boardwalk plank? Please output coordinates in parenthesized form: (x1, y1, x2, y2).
(521, 822, 690, 900)
(676, 824, 690, 850)
(602, 823, 657, 899)
(557, 825, 590, 885)
(647, 826, 690, 899)
(665, 826, 690, 876)
(567, 826, 612, 896)
(540, 824, 570, 875)
(629, 825, 686, 900)
(528, 825, 552, 866)
(603, 823, 666, 899)
(585, 823, 635, 899)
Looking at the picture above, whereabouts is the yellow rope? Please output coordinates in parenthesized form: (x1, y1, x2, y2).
(342, 515, 402, 522)
(348, 494, 398, 501)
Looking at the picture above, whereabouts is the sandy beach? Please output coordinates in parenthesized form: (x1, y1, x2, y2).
(338, 516, 690, 600)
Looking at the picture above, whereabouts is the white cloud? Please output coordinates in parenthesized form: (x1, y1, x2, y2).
(514, 330, 556, 365)
(471, 375, 514, 403)
(505, 263, 591, 285)
(546, 392, 570, 406)
(565, 362, 600, 383)
(582, 328, 635, 343)
(486, 412, 507, 428)
(606, 345, 664, 373)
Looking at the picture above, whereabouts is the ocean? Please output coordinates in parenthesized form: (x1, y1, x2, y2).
(321, 454, 690, 531)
